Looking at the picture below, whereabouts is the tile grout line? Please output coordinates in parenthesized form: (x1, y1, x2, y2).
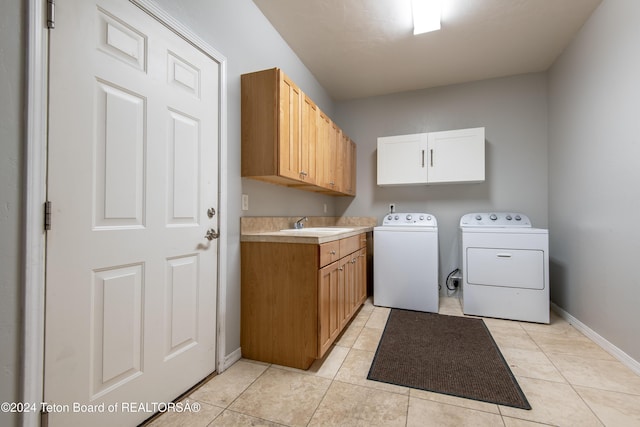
(517, 320, 608, 426)
(210, 361, 274, 424)
(306, 304, 374, 426)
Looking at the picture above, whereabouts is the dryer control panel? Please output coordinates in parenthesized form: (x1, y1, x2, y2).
(382, 212, 437, 227)
(460, 212, 531, 227)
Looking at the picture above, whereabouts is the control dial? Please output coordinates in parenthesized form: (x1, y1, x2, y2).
(490, 214, 498, 221)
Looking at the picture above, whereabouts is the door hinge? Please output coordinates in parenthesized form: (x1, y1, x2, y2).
(41, 409, 49, 427)
(47, 0, 55, 29)
(44, 201, 52, 231)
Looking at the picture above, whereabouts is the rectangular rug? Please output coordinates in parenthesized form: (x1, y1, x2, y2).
(367, 309, 530, 409)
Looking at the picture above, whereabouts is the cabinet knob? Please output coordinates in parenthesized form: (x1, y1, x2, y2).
(330, 250, 336, 255)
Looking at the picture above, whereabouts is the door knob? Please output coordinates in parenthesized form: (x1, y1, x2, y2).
(207, 207, 216, 218)
(205, 228, 219, 240)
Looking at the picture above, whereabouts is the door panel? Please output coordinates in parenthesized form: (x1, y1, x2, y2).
(95, 81, 145, 228)
(167, 111, 199, 224)
(92, 264, 144, 397)
(45, 1, 220, 425)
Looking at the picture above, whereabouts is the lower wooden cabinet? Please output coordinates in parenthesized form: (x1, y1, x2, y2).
(241, 234, 367, 369)
(318, 247, 366, 356)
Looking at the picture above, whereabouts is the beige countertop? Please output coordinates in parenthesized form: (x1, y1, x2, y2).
(240, 216, 376, 244)
(241, 225, 373, 244)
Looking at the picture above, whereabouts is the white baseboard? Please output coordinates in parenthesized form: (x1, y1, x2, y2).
(220, 347, 242, 372)
(551, 303, 640, 375)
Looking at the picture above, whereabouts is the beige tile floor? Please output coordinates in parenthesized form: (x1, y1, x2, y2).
(148, 296, 640, 427)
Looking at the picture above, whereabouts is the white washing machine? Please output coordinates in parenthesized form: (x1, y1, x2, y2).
(374, 213, 439, 313)
(460, 212, 549, 323)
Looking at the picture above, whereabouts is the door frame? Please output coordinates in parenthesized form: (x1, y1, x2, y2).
(23, 1, 228, 425)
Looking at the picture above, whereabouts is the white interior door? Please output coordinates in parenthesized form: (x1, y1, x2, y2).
(44, 0, 219, 425)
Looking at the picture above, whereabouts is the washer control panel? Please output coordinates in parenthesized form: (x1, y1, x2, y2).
(382, 212, 437, 227)
(460, 212, 531, 227)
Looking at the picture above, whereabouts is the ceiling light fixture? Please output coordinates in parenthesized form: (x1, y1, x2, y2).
(412, 0, 442, 35)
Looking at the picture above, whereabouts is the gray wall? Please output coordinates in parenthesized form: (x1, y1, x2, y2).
(334, 73, 549, 285)
(150, 0, 338, 356)
(0, 0, 24, 425)
(548, 0, 640, 362)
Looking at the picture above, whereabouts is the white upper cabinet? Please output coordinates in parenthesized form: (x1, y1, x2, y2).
(377, 127, 485, 186)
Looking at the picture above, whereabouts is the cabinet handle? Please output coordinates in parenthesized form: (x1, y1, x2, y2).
(430, 149, 434, 167)
(497, 253, 512, 258)
(338, 267, 344, 271)
(421, 150, 425, 168)
(330, 250, 336, 255)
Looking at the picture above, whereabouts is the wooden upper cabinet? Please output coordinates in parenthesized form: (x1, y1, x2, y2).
(241, 68, 356, 196)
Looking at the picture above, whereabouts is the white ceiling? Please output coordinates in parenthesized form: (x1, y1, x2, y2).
(253, 0, 602, 101)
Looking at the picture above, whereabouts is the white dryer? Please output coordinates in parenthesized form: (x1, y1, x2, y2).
(460, 213, 549, 323)
(374, 213, 439, 313)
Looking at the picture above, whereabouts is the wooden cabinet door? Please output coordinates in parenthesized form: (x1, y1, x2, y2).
(355, 248, 367, 306)
(347, 253, 358, 318)
(323, 121, 341, 191)
(318, 261, 340, 358)
(316, 111, 330, 190)
(337, 257, 349, 330)
(278, 74, 302, 180)
(301, 95, 318, 184)
(342, 136, 356, 196)
(339, 255, 358, 329)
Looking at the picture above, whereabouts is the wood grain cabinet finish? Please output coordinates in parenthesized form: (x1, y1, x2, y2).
(241, 233, 367, 369)
(241, 67, 356, 196)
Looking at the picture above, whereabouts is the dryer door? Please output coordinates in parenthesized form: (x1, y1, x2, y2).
(466, 247, 545, 290)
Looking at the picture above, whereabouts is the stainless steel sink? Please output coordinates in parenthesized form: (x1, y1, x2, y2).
(278, 227, 354, 235)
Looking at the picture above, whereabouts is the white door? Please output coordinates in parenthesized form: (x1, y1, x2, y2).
(44, 0, 219, 425)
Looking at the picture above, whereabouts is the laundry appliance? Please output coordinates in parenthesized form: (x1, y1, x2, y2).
(374, 213, 439, 313)
(459, 212, 549, 323)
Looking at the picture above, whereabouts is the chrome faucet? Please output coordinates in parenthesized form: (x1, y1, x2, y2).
(294, 216, 308, 229)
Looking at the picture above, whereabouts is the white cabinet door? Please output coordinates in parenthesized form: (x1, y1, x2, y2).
(427, 127, 485, 183)
(377, 133, 428, 185)
(377, 127, 484, 186)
